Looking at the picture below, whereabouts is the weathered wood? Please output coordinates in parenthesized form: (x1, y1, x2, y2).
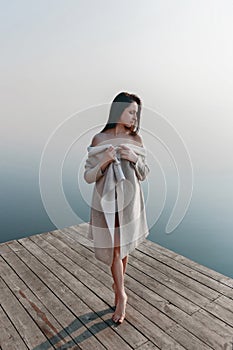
(27, 233, 147, 349)
(1, 248, 101, 350)
(1, 223, 233, 349)
(0, 256, 78, 349)
(58, 228, 229, 349)
(7, 240, 128, 350)
(137, 243, 233, 298)
(0, 304, 28, 350)
(0, 276, 52, 349)
(136, 341, 160, 349)
(141, 239, 233, 287)
(69, 225, 233, 348)
(0, 244, 11, 255)
(32, 231, 188, 349)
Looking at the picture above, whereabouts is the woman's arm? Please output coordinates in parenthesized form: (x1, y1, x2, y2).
(83, 134, 116, 184)
(131, 155, 150, 181)
(133, 134, 150, 181)
(119, 134, 150, 181)
(84, 160, 106, 184)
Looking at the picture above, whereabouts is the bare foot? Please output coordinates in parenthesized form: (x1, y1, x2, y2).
(112, 292, 128, 324)
(112, 283, 118, 306)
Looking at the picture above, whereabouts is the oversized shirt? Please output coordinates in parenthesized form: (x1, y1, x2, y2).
(83, 142, 150, 266)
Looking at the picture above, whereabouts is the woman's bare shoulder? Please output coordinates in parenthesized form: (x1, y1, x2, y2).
(133, 133, 143, 147)
(90, 133, 107, 146)
(90, 132, 144, 147)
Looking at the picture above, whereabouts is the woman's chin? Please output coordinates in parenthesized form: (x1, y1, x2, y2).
(130, 124, 136, 132)
(123, 124, 135, 133)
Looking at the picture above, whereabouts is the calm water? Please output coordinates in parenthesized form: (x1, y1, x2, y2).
(1, 168, 233, 279)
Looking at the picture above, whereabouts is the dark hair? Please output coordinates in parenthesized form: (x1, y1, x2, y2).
(100, 91, 142, 135)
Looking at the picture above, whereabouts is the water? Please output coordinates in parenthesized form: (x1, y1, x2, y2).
(1, 168, 233, 279)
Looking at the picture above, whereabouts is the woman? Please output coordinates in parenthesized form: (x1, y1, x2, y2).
(83, 91, 150, 324)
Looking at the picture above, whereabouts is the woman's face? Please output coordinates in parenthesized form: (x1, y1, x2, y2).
(118, 101, 138, 130)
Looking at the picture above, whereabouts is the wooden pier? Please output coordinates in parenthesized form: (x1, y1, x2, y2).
(1, 223, 233, 350)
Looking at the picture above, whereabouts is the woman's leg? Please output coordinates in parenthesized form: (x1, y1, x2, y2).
(113, 211, 129, 276)
(122, 255, 128, 274)
(110, 212, 128, 323)
(112, 255, 128, 304)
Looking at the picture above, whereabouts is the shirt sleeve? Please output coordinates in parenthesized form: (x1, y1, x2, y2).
(83, 158, 105, 184)
(131, 154, 150, 181)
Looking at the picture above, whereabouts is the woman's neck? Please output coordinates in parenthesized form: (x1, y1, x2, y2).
(109, 123, 131, 136)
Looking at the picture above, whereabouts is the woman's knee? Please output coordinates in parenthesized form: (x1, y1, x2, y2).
(113, 245, 120, 259)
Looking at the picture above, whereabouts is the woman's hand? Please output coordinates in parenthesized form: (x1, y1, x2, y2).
(118, 144, 138, 164)
(101, 145, 116, 172)
(103, 145, 116, 162)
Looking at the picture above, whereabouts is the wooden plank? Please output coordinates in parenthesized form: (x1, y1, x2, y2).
(70, 226, 233, 326)
(0, 277, 53, 349)
(68, 225, 232, 305)
(74, 223, 233, 288)
(66, 224, 94, 249)
(0, 256, 78, 349)
(126, 266, 233, 338)
(127, 260, 209, 310)
(0, 244, 11, 255)
(130, 249, 220, 300)
(204, 298, 233, 328)
(1, 223, 233, 350)
(48, 230, 185, 349)
(192, 309, 233, 345)
(2, 248, 103, 350)
(27, 233, 150, 349)
(136, 341, 160, 350)
(53, 227, 93, 252)
(31, 231, 188, 350)
(137, 243, 233, 298)
(64, 227, 214, 309)
(142, 239, 233, 286)
(126, 287, 215, 350)
(10, 239, 135, 350)
(60, 227, 233, 349)
(214, 295, 233, 313)
(0, 305, 28, 350)
(125, 266, 233, 345)
(56, 228, 201, 315)
(45, 230, 221, 350)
